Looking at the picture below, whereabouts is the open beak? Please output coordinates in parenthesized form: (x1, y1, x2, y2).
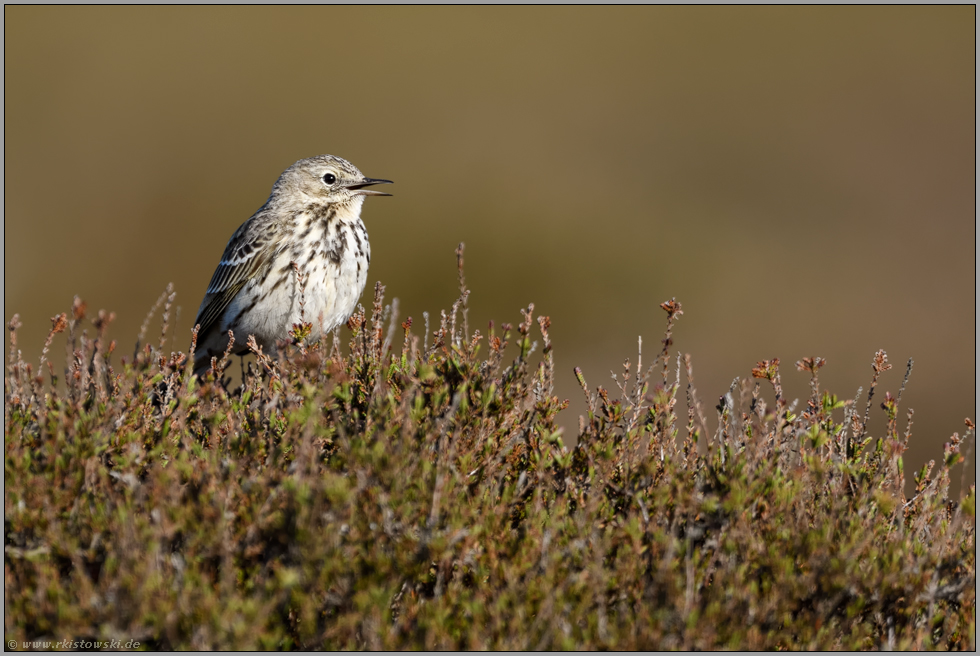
(346, 177, 393, 196)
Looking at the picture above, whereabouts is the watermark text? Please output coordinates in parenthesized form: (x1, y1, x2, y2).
(8, 639, 141, 650)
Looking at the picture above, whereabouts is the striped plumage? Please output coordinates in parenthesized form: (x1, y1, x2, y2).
(192, 155, 391, 376)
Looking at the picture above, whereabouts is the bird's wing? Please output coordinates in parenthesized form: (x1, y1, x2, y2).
(194, 218, 279, 338)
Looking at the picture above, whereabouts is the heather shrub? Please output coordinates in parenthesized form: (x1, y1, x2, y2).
(4, 248, 975, 649)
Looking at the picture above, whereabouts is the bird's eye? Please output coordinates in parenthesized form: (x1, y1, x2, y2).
(323, 173, 337, 184)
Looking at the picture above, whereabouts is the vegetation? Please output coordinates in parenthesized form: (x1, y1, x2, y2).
(4, 247, 975, 649)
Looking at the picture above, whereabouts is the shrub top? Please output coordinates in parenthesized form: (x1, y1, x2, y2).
(4, 261, 975, 650)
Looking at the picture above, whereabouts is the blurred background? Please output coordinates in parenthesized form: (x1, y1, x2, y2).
(5, 7, 975, 489)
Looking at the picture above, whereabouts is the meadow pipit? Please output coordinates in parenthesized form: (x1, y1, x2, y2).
(192, 155, 392, 376)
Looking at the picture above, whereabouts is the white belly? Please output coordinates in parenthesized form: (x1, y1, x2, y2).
(221, 211, 370, 351)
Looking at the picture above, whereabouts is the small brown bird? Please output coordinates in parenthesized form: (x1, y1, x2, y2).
(192, 155, 392, 376)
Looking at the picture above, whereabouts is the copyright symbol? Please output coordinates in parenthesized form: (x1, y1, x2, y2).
(8, 640, 16, 649)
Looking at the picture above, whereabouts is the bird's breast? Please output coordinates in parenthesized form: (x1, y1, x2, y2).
(280, 208, 371, 335)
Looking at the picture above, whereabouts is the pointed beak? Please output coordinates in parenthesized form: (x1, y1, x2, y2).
(346, 177, 393, 196)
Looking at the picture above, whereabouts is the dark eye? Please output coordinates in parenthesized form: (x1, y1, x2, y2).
(323, 173, 337, 184)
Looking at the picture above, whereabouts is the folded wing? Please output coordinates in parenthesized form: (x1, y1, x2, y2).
(194, 220, 277, 338)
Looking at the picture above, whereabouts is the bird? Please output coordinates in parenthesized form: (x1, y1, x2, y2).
(191, 155, 392, 377)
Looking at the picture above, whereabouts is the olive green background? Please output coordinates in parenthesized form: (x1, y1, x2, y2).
(5, 7, 975, 485)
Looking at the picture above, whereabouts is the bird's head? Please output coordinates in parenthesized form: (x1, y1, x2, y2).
(272, 155, 392, 209)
